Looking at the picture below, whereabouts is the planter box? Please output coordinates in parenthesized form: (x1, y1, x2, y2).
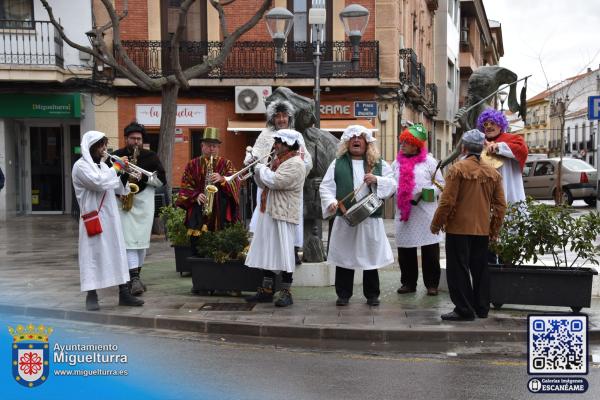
(189, 257, 279, 292)
(173, 245, 193, 274)
(489, 264, 598, 312)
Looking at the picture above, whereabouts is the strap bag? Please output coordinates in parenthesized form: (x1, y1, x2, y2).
(81, 192, 106, 237)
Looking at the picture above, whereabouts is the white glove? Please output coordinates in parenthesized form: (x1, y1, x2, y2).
(243, 152, 256, 166)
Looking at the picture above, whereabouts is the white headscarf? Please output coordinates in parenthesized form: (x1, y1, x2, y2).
(81, 130, 107, 168)
(341, 125, 375, 143)
(273, 129, 302, 146)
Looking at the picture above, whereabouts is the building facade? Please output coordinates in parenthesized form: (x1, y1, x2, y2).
(0, 0, 94, 220)
(523, 67, 600, 166)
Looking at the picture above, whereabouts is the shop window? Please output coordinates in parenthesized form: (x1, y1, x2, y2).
(191, 129, 204, 159)
(145, 131, 160, 153)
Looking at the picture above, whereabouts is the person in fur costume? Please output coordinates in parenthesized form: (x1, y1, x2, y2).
(391, 124, 444, 296)
(245, 99, 312, 265)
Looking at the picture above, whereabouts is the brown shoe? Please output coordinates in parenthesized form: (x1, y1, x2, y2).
(426, 288, 438, 296)
(396, 285, 416, 294)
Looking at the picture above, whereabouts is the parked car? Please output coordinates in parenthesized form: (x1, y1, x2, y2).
(522, 157, 597, 206)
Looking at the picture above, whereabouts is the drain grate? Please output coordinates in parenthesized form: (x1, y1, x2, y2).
(199, 303, 256, 311)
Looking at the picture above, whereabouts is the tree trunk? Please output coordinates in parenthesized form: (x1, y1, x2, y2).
(157, 82, 180, 199)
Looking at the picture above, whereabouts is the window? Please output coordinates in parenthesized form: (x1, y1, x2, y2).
(523, 162, 533, 177)
(447, 60, 454, 90)
(534, 162, 554, 177)
(0, 0, 33, 28)
(162, 0, 207, 42)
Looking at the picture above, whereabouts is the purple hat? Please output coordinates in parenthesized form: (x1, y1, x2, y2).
(476, 109, 509, 133)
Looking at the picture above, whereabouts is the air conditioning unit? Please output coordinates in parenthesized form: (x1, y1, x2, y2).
(235, 86, 272, 114)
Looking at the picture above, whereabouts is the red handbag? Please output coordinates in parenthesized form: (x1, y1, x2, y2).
(81, 192, 106, 237)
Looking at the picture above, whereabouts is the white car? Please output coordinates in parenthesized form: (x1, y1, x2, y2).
(522, 157, 597, 206)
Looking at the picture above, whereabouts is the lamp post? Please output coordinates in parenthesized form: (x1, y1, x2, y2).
(265, 4, 369, 128)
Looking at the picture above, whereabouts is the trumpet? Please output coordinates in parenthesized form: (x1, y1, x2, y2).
(224, 149, 276, 183)
(103, 151, 157, 180)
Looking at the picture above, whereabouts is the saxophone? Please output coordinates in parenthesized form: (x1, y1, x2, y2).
(122, 146, 140, 212)
(203, 155, 218, 216)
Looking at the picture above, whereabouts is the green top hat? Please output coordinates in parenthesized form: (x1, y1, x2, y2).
(202, 127, 221, 143)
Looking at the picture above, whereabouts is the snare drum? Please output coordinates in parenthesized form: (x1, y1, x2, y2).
(342, 193, 383, 227)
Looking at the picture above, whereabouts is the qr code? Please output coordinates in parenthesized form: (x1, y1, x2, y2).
(528, 315, 587, 374)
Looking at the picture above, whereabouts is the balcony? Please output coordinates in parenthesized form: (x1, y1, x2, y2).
(114, 40, 379, 80)
(424, 83, 438, 117)
(399, 48, 429, 105)
(0, 20, 64, 68)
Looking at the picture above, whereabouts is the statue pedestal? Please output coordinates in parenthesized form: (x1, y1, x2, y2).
(293, 262, 361, 287)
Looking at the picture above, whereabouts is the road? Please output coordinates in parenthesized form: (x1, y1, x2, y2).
(2, 313, 599, 400)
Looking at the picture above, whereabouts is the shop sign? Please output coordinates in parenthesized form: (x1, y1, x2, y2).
(354, 101, 378, 118)
(319, 102, 353, 119)
(136, 104, 206, 126)
(0, 94, 81, 118)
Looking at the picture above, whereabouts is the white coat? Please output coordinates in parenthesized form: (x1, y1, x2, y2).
(320, 158, 397, 270)
(72, 131, 130, 292)
(391, 154, 445, 248)
(248, 127, 312, 246)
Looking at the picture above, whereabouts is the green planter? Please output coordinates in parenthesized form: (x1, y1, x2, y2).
(489, 264, 597, 313)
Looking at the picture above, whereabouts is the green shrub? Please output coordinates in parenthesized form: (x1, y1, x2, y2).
(159, 200, 189, 247)
(491, 198, 600, 267)
(195, 222, 250, 263)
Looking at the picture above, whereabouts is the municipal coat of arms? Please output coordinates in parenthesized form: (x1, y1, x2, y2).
(9, 323, 53, 388)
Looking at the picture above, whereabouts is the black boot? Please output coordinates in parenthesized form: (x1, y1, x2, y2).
(129, 268, 144, 296)
(294, 247, 302, 266)
(86, 290, 100, 311)
(245, 276, 274, 303)
(118, 284, 144, 306)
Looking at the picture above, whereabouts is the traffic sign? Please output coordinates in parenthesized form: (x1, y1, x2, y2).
(588, 96, 600, 120)
(354, 101, 378, 118)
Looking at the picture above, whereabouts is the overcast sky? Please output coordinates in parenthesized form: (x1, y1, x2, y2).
(482, 0, 600, 98)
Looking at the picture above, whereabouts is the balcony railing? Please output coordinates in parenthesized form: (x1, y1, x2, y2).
(0, 20, 63, 68)
(114, 40, 379, 79)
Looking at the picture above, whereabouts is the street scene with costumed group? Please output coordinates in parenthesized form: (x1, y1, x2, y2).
(0, 0, 600, 398)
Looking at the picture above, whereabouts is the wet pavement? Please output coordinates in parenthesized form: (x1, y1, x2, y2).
(0, 214, 599, 345)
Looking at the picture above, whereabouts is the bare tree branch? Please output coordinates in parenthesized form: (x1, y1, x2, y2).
(98, 0, 161, 90)
(38, 0, 153, 89)
(186, 0, 272, 79)
(209, 0, 229, 38)
(170, 0, 197, 90)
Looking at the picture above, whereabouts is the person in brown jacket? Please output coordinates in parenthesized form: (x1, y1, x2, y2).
(431, 129, 507, 321)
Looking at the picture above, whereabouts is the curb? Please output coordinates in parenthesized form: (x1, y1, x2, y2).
(5, 303, 595, 344)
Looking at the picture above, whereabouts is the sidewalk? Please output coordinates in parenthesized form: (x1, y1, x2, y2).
(1, 215, 599, 343)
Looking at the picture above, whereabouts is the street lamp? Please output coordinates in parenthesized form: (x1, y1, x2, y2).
(265, 4, 370, 128)
(498, 90, 508, 112)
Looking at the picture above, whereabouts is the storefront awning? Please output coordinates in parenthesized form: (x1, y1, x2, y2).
(227, 119, 377, 133)
(319, 119, 377, 132)
(227, 120, 266, 132)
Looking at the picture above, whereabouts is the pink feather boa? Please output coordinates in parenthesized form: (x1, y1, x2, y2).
(396, 147, 428, 221)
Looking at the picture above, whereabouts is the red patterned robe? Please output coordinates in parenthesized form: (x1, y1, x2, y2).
(176, 156, 241, 234)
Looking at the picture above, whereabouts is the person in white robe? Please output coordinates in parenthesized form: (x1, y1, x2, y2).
(477, 109, 528, 264)
(72, 130, 144, 311)
(391, 124, 444, 296)
(245, 130, 307, 307)
(245, 99, 312, 265)
(320, 125, 397, 306)
(477, 109, 528, 204)
(113, 122, 166, 295)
